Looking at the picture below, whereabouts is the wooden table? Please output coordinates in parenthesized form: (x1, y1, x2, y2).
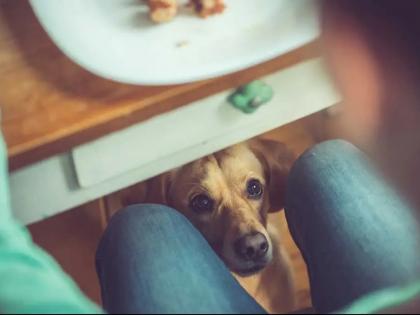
(0, 0, 319, 171)
(0, 1, 339, 225)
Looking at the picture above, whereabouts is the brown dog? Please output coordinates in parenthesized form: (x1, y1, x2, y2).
(111, 139, 297, 311)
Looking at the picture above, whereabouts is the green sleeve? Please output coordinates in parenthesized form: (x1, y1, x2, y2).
(340, 282, 420, 314)
(0, 135, 102, 314)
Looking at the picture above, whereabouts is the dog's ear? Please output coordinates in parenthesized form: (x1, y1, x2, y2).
(119, 172, 173, 207)
(144, 171, 173, 205)
(249, 139, 295, 212)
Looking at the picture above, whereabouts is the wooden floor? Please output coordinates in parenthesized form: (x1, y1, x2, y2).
(28, 111, 338, 313)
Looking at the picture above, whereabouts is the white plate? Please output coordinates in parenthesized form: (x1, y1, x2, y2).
(30, 0, 319, 85)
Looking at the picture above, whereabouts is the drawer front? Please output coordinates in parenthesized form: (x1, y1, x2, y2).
(72, 58, 339, 188)
(11, 58, 339, 225)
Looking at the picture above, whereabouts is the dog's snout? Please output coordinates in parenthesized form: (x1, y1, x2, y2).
(234, 232, 268, 261)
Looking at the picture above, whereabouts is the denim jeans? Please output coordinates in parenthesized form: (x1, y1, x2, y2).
(96, 140, 420, 314)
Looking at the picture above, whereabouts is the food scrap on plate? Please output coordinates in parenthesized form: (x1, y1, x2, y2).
(148, 0, 178, 23)
(189, 0, 226, 18)
(148, 0, 225, 23)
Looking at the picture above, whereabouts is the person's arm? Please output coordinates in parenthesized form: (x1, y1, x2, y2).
(340, 282, 420, 314)
(0, 135, 102, 314)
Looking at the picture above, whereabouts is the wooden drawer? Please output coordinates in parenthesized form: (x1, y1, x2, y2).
(10, 58, 339, 225)
(72, 58, 338, 188)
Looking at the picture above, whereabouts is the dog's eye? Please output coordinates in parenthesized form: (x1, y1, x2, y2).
(190, 194, 214, 214)
(247, 179, 263, 199)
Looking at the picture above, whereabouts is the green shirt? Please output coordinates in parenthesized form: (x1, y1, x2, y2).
(0, 133, 418, 314)
(342, 282, 420, 314)
(0, 136, 101, 314)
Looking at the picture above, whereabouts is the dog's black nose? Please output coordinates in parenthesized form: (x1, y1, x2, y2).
(234, 232, 269, 261)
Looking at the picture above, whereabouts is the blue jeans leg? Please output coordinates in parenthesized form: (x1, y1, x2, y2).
(285, 140, 420, 313)
(96, 204, 265, 314)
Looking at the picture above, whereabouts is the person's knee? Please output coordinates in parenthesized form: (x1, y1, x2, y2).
(295, 139, 357, 171)
(96, 204, 187, 258)
(110, 204, 185, 231)
(286, 140, 362, 216)
(288, 140, 359, 186)
(285, 140, 362, 245)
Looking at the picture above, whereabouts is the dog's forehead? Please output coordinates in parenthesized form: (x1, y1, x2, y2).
(174, 143, 265, 196)
(201, 144, 265, 190)
(216, 144, 264, 176)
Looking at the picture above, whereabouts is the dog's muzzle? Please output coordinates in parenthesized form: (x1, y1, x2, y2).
(234, 232, 269, 262)
(232, 232, 271, 275)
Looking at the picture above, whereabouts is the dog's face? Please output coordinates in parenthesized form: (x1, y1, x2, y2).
(148, 139, 294, 275)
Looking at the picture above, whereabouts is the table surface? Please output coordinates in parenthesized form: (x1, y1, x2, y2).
(0, 0, 319, 171)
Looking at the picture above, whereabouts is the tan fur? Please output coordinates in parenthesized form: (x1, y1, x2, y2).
(114, 139, 296, 311)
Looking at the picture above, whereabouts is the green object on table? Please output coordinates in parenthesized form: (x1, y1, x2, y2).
(228, 80, 274, 114)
